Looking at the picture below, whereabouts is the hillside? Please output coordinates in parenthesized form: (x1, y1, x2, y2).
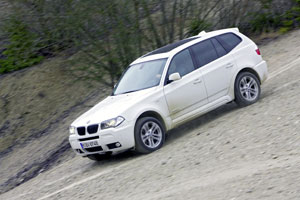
(0, 56, 110, 193)
(0, 29, 300, 199)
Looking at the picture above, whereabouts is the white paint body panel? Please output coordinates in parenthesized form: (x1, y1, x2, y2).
(163, 68, 208, 120)
(200, 53, 236, 102)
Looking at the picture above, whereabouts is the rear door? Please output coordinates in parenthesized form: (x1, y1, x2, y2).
(190, 37, 237, 102)
(163, 49, 208, 120)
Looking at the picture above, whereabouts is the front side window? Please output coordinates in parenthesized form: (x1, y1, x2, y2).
(113, 59, 167, 95)
(167, 49, 195, 78)
(191, 39, 218, 68)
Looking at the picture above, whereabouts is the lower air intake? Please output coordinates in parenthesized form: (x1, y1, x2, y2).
(84, 146, 103, 153)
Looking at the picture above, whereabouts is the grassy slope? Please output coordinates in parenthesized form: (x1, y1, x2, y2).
(0, 57, 92, 152)
(0, 55, 111, 192)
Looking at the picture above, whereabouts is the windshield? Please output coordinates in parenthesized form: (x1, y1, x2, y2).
(113, 58, 167, 95)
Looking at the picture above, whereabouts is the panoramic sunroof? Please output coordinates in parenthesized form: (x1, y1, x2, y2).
(142, 37, 199, 57)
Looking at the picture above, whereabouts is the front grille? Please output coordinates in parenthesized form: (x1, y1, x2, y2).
(84, 146, 103, 152)
(78, 136, 99, 142)
(77, 127, 85, 136)
(87, 124, 99, 134)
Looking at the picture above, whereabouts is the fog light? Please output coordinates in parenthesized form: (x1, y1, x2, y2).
(107, 142, 122, 149)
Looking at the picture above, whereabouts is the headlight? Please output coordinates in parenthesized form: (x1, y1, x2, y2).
(69, 126, 76, 135)
(101, 116, 125, 129)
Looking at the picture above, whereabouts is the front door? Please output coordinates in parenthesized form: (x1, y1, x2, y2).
(163, 49, 208, 120)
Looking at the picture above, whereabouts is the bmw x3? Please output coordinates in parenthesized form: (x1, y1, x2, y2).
(69, 28, 268, 160)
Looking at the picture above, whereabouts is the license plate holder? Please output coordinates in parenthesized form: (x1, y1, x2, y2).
(80, 140, 99, 149)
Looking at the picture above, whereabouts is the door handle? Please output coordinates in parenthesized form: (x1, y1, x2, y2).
(193, 78, 202, 84)
(226, 63, 234, 68)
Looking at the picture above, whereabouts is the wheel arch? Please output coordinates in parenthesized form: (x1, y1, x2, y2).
(237, 68, 261, 84)
(135, 111, 167, 132)
(229, 66, 261, 100)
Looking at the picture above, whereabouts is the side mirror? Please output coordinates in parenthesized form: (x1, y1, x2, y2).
(168, 72, 181, 82)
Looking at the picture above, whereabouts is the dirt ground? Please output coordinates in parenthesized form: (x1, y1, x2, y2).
(1, 29, 300, 200)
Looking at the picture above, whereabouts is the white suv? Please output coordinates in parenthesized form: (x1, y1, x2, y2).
(69, 28, 268, 160)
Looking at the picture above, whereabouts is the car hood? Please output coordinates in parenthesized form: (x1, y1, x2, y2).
(71, 87, 157, 126)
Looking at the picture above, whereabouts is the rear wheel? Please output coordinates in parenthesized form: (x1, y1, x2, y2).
(134, 117, 165, 154)
(235, 71, 261, 106)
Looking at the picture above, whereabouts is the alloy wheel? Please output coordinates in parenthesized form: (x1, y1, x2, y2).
(239, 76, 259, 101)
(140, 121, 163, 149)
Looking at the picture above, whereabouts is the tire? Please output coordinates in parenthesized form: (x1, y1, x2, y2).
(87, 153, 111, 161)
(134, 117, 165, 154)
(234, 71, 261, 107)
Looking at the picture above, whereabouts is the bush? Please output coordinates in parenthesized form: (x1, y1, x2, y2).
(0, 18, 43, 74)
(1, 0, 299, 79)
(249, 12, 281, 33)
(280, 0, 300, 33)
(186, 19, 211, 37)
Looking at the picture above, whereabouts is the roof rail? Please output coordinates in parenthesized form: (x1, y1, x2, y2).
(198, 30, 206, 36)
(229, 27, 239, 32)
(198, 27, 239, 36)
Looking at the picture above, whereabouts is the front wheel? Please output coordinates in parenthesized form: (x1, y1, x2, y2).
(234, 71, 261, 107)
(134, 117, 165, 154)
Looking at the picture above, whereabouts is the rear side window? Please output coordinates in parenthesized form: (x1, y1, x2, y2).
(216, 33, 242, 52)
(190, 39, 218, 68)
(211, 38, 227, 57)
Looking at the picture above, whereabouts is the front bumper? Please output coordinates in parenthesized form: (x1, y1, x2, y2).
(69, 121, 135, 156)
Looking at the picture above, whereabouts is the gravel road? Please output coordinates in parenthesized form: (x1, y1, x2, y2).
(1, 30, 300, 200)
